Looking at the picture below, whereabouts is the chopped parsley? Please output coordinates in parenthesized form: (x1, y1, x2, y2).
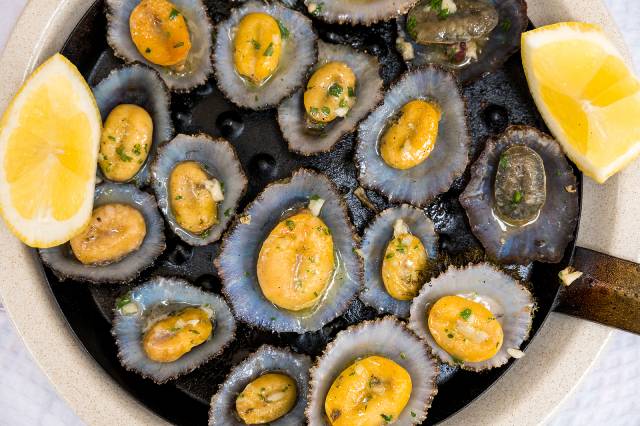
(339, 98, 348, 109)
(460, 308, 472, 320)
(224, 208, 232, 217)
(277, 19, 289, 38)
(309, 106, 320, 115)
(107, 135, 116, 142)
(189, 329, 200, 334)
(381, 413, 393, 423)
(512, 190, 524, 204)
(310, 194, 320, 200)
(132, 144, 142, 156)
(400, 352, 407, 359)
(169, 8, 180, 20)
(321, 106, 331, 116)
(501, 18, 512, 32)
(347, 86, 355, 97)
(407, 15, 418, 38)
(411, 411, 417, 417)
(175, 195, 183, 200)
(499, 154, 508, 169)
(173, 41, 184, 48)
(251, 39, 261, 50)
(285, 219, 296, 230)
(429, 0, 452, 20)
(310, 2, 324, 16)
(451, 355, 464, 365)
(263, 42, 274, 57)
(145, 47, 151, 54)
(270, 316, 276, 321)
(200, 229, 211, 238)
(385, 253, 394, 259)
(116, 145, 132, 162)
(328, 83, 343, 97)
(447, 333, 454, 338)
(115, 293, 132, 309)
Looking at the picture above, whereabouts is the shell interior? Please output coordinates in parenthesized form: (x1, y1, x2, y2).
(359, 205, 438, 318)
(151, 134, 248, 246)
(397, 0, 528, 83)
(213, 1, 318, 109)
(105, 0, 214, 91)
(209, 345, 311, 426)
(112, 277, 236, 383)
(459, 126, 579, 264)
(216, 169, 362, 333)
(93, 63, 174, 187)
(355, 66, 470, 206)
(306, 317, 438, 425)
(277, 41, 383, 155)
(303, 0, 420, 25)
(39, 183, 166, 284)
(409, 263, 534, 371)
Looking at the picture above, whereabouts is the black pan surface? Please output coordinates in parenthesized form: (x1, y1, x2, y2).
(42, 1, 579, 424)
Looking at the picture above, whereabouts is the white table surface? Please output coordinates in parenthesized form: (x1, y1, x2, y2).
(1, 1, 639, 425)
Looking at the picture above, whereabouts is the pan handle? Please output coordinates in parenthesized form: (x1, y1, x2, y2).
(554, 246, 640, 334)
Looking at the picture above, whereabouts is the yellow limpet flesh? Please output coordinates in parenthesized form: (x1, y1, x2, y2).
(142, 307, 213, 363)
(233, 13, 283, 86)
(130, 0, 192, 67)
(380, 99, 441, 170)
(428, 295, 503, 363)
(70, 203, 146, 265)
(325, 355, 412, 426)
(169, 161, 219, 235)
(99, 104, 152, 182)
(382, 233, 428, 301)
(304, 62, 357, 124)
(257, 210, 334, 311)
(236, 373, 297, 424)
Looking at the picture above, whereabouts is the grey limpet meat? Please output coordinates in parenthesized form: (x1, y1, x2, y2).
(359, 205, 438, 318)
(215, 168, 362, 333)
(355, 66, 470, 207)
(397, 0, 528, 83)
(277, 41, 383, 155)
(112, 277, 236, 383)
(306, 316, 438, 425)
(459, 126, 579, 264)
(93, 63, 174, 187)
(408, 263, 534, 371)
(213, 1, 318, 110)
(151, 134, 248, 246)
(303, 0, 420, 26)
(39, 183, 165, 284)
(106, 0, 214, 91)
(209, 345, 311, 425)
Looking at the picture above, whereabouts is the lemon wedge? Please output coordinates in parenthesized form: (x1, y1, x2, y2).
(0, 54, 101, 248)
(522, 22, 640, 183)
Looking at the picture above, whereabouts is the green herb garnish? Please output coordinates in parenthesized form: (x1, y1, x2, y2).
(310, 194, 320, 200)
(407, 15, 418, 38)
(224, 208, 232, 217)
(385, 253, 394, 259)
(200, 229, 210, 238)
(285, 219, 295, 230)
(132, 144, 142, 156)
(348, 86, 355, 97)
(339, 98, 348, 109)
(460, 308, 472, 321)
(169, 8, 180, 20)
(321, 106, 331, 116)
(263, 42, 274, 57)
(512, 190, 524, 204)
(173, 41, 184, 48)
(115, 293, 132, 309)
(116, 145, 132, 162)
(499, 154, 508, 169)
(381, 414, 393, 423)
(145, 47, 151, 54)
(501, 18, 512, 32)
(251, 39, 261, 50)
(175, 195, 183, 200)
(277, 19, 289, 38)
(328, 83, 343, 97)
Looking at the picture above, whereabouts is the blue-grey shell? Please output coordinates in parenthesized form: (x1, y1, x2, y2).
(93, 63, 174, 187)
(213, 1, 318, 110)
(397, 0, 528, 83)
(39, 183, 165, 284)
(359, 205, 438, 318)
(106, 0, 213, 91)
(151, 134, 248, 246)
(277, 41, 383, 155)
(306, 317, 438, 425)
(112, 277, 236, 383)
(215, 168, 362, 333)
(459, 126, 579, 264)
(355, 66, 470, 206)
(209, 345, 311, 426)
(303, 0, 420, 25)
(408, 263, 534, 371)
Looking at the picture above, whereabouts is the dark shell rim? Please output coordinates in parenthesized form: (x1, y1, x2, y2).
(459, 125, 580, 264)
(208, 344, 312, 425)
(214, 167, 364, 333)
(39, 184, 166, 284)
(212, 1, 319, 111)
(303, 0, 421, 26)
(355, 64, 471, 207)
(110, 276, 237, 384)
(409, 262, 535, 372)
(150, 133, 249, 246)
(277, 42, 384, 156)
(304, 315, 439, 424)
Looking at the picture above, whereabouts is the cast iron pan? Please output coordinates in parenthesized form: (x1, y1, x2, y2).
(37, 1, 640, 425)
